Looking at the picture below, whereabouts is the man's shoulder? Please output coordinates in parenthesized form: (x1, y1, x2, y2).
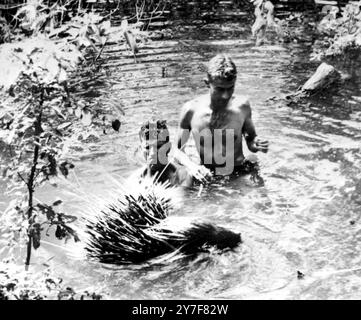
(231, 95, 251, 113)
(233, 95, 251, 107)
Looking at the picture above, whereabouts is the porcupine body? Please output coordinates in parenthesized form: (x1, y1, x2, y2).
(84, 179, 241, 265)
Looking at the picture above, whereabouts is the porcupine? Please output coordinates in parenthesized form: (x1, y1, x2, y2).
(83, 178, 242, 265)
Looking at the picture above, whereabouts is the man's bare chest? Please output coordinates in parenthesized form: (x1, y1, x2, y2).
(192, 110, 244, 139)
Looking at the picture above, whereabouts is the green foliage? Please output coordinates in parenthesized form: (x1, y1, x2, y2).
(312, 2, 361, 60)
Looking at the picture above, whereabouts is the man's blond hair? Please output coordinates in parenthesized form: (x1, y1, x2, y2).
(207, 54, 237, 82)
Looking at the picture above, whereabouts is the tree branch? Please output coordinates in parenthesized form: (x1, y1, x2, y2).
(17, 173, 28, 187)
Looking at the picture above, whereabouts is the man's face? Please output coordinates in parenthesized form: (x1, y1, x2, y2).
(140, 130, 170, 170)
(209, 78, 236, 108)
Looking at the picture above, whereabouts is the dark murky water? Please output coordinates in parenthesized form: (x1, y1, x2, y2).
(2, 22, 361, 299)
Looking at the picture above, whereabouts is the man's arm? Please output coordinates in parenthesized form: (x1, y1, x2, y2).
(177, 102, 193, 150)
(174, 102, 196, 167)
(174, 102, 211, 182)
(242, 101, 269, 153)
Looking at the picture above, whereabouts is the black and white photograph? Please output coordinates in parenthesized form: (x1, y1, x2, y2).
(0, 0, 361, 302)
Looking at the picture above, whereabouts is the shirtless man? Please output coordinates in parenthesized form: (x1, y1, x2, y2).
(176, 54, 269, 176)
(137, 120, 193, 187)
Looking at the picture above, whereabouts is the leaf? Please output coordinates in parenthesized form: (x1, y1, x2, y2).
(42, 56, 60, 84)
(31, 13, 47, 34)
(81, 109, 92, 126)
(31, 223, 42, 250)
(74, 107, 82, 118)
(66, 26, 81, 39)
(77, 34, 92, 48)
(58, 213, 77, 224)
(32, 235, 41, 249)
(58, 161, 74, 177)
(111, 119, 121, 132)
(55, 225, 66, 240)
(87, 24, 98, 36)
(58, 68, 68, 84)
(57, 122, 72, 130)
(100, 36, 107, 46)
(36, 203, 56, 221)
(63, 225, 80, 242)
(52, 200, 62, 206)
(100, 21, 111, 35)
(50, 104, 66, 119)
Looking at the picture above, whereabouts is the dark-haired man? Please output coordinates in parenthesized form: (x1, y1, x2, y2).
(177, 54, 269, 177)
(137, 120, 194, 187)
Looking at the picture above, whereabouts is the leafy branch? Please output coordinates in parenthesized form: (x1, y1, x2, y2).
(0, 44, 85, 269)
(312, 2, 361, 60)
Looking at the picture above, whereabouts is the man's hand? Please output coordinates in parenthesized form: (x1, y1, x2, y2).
(173, 148, 212, 183)
(249, 137, 269, 153)
(188, 164, 212, 183)
(255, 138, 269, 153)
